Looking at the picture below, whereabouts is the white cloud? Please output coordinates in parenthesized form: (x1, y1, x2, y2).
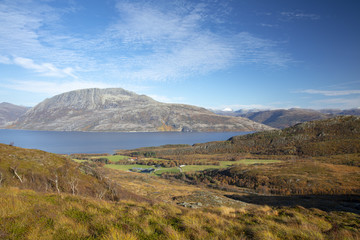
(301, 89, 360, 96)
(13, 57, 78, 78)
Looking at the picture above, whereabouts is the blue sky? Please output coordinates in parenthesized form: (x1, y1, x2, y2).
(0, 0, 359, 110)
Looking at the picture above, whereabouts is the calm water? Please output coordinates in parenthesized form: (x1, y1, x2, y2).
(0, 129, 250, 154)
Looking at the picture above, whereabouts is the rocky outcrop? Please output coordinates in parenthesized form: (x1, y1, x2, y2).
(12, 88, 273, 132)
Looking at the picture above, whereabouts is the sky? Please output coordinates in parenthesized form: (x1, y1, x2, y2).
(0, 0, 359, 110)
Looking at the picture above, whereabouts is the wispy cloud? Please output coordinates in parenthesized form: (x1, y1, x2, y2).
(13, 57, 78, 78)
(101, 1, 290, 81)
(301, 89, 360, 96)
(280, 11, 320, 21)
(0, 0, 92, 71)
(299, 88, 360, 109)
(311, 97, 360, 109)
(259, 23, 279, 28)
(0, 0, 292, 86)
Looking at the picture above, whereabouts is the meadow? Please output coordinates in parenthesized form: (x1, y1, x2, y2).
(73, 154, 282, 176)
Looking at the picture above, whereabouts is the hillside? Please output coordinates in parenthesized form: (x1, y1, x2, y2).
(0, 102, 29, 127)
(2, 187, 359, 239)
(122, 116, 360, 157)
(0, 143, 146, 202)
(11, 88, 273, 132)
(227, 115, 360, 156)
(0, 144, 359, 239)
(152, 116, 360, 197)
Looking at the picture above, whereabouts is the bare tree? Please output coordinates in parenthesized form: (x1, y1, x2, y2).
(68, 176, 79, 195)
(49, 174, 60, 194)
(96, 188, 107, 200)
(9, 166, 23, 183)
(0, 171, 4, 187)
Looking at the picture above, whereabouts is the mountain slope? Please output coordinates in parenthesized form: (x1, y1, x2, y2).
(0, 102, 29, 127)
(237, 108, 334, 129)
(12, 88, 273, 132)
(136, 116, 360, 157)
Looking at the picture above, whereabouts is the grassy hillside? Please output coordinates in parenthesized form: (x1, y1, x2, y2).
(228, 115, 360, 156)
(2, 144, 359, 239)
(166, 160, 360, 195)
(0, 187, 359, 240)
(136, 116, 360, 196)
(0, 143, 147, 202)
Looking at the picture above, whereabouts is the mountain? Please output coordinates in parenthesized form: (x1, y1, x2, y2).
(212, 108, 264, 117)
(216, 107, 360, 129)
(12, 88, 273, 132)
(0, 102, 29, 127)
(236, 108, 334, 129)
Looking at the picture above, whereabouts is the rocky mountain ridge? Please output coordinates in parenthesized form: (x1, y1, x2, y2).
(0, 102, 29, 127)
(12, 88, 273, 132)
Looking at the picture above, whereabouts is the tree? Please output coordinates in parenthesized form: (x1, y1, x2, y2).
(9, 166, 23, 183)
(0, 171, 4, 187)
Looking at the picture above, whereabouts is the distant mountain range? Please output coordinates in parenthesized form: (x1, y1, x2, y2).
(0, 102, 29, 127)
(213, 108, 360, 129)
(9, 88, 272, 132)
(3, 89, 360, 132)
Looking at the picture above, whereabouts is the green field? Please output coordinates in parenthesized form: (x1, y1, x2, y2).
(90, 155, 130, 162)
(74, 156, 281, 175)
(219, 159, 281, 167)
(102, 159, 281, 175)
(104, 164, 154, 171)
(154, 167, 180, 175)
(72, 159, 88, 163)
(180, 159, 281, 172)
